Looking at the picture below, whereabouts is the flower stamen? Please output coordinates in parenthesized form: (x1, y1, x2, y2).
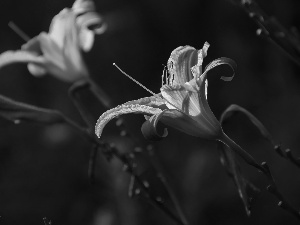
(8, 21, 30, 42)
(113, 63, 156, 96)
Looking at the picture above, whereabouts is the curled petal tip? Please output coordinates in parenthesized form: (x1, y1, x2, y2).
(141, 111, 169, 141)
(0, 50, 44, 69)
(95, 103, 163, 138)
(202, 57, 237, 82)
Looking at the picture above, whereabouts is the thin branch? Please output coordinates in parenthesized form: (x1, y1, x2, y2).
(274, 145, 300, 169)
(229, 0, 300, 67)
(87, 78, 188, 224)
(111, 146, 186, 225)
(68, 80, 186, 225)
(261, 162, 300, 219)
(146, 145, 188, 225)
(87, 78, 113, 109)
(220, 104, 300, 219)
(68, 79, 95, 132)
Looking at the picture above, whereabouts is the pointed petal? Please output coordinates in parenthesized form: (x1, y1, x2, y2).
(49, 9, 73, 49)
(21, 34, 43, 54)
(95, 97, 165, 138)
(190, 42, 210, 80)
(197, 57, 237, 128)
(124, 95, 167, 109)
(141, 111, 168, 141)
(166, 46, 198, 85)
(72, 0, 96, 15)
(0, 50, 44, 70)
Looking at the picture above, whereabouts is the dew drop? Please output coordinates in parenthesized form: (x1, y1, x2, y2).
(115, 118, 123, 126)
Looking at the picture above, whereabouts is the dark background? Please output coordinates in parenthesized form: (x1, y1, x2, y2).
(0, 0, 300, 224)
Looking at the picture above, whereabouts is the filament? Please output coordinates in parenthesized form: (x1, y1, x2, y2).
(113, 63, 156, 96)
(8, 21, 30, 42)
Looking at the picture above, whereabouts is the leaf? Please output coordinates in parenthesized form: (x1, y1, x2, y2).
(219, 104, 267, 215)
(220, 104, 275, 145)
(218, 142, 260, 216)
(0, 94, 66, 124)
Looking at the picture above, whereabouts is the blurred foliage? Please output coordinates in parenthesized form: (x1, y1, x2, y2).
(0, 0, 300, 225)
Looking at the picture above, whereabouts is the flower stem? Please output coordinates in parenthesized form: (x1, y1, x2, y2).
(87, 78, 113, 109)
(229, 0, 300, 67)
(219, 133, 266, 173)
(68, 79, 95, 132)
(68, 79, 186, 224)
(219, 133, 300, 220)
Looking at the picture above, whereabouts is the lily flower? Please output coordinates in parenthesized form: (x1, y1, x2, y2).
(0, 0, 106, 83)
(95, 42, 261, 169)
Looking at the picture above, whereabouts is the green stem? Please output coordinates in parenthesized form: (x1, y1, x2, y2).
(87, 78, 113, 109)
(218, 133, 266, 173)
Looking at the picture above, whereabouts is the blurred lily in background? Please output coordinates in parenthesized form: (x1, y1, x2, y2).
(0, 0, 106, 83)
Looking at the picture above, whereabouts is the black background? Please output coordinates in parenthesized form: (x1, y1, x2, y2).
(0, 0, 299, 224)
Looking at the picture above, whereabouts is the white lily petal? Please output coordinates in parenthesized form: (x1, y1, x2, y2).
(161, 84, 201, 116)
(42, 20, 89, 82)
(27, 63, 47, 77)
(166, 46, 197, 86)
(72, 0, 95, 15)
(95, 103, 162, 138)
(79, 28, 94, 52)
(197, 57, 236, 129)
(124, 95, 167, 108)
(49, 9, 72, 49)
(0, 50, 44, 69)
(160, 109, 219, 139)
(201, 57, 237, 82)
